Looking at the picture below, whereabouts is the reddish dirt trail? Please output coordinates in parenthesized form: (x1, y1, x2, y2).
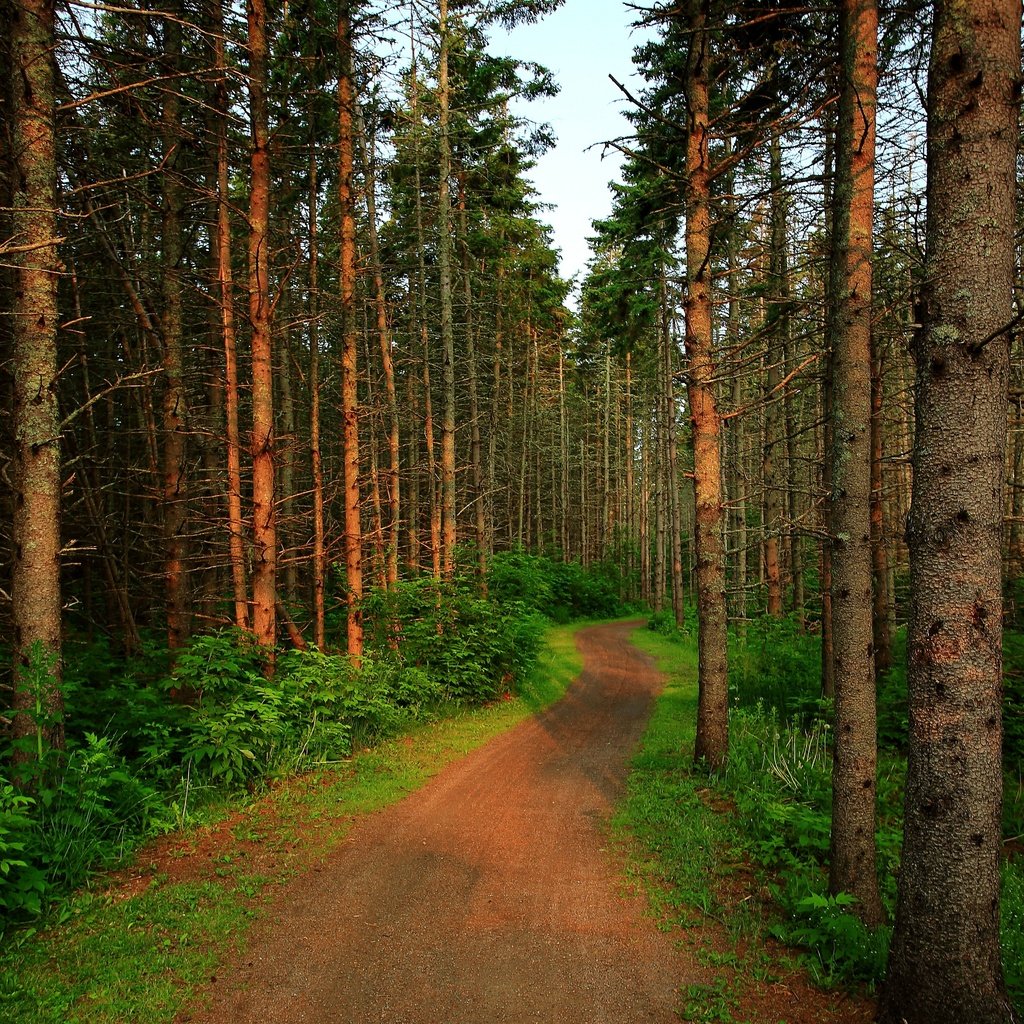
(179, 620, 698, 1023)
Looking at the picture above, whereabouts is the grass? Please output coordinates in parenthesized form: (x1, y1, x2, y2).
(0, 623, 584, 1024)
(623, 622, 1024, 1015)
(614, 627, 732, 927)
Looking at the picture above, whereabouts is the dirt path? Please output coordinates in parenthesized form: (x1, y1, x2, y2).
(179, 620, 698, 1023)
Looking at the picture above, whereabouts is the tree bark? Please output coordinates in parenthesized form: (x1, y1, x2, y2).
(763, 133, 785, 618)
(338, 1, 363, 658)
(437, 0, 457, 576)
(682, 2, 728, 770)
(870, 332, 893, 672)
(307, 116, 325, 649)
(159, 4, 190, 651)
(213, 0, 249, 633)
(457, 174, 487, 587)
(827, 0, 884, 927)
(662, 269, 685, 627)
(9, 0, 64, 760)
(880, 2, 1020, 1019)
(356, 106, 400, 589)
(248, 0, 277, 659)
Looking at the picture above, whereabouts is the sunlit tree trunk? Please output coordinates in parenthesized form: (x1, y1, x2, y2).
(409, 36, 441, 580)
(828, 0, 884, 926)
(437, 0, 457, 576)
(9, 0, 64, 759)
(683, 2, 728, 769)
(880, 1, 1019, 1019)
(338, 0, 363, 657)
(212, 0, 249, 632)
(248, 0, 276, 659)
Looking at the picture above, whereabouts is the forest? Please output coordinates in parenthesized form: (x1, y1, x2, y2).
(1, 0, 1023, 1022)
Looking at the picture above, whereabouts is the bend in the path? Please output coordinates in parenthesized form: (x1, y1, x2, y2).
(180, 619, 699, 1024)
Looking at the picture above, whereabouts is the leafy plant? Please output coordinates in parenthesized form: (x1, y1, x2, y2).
(779, 891, 889, 985)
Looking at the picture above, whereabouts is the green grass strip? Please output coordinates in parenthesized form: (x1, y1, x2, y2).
(614, 627, 733, 927)
(0, 624, 584, 1024)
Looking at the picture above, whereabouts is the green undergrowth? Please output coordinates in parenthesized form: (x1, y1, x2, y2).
(1, 555, 630, 926)
(622, 622, 1024, 1012)
(612, 628, 730, 926)
(0, 622, 584, 1024)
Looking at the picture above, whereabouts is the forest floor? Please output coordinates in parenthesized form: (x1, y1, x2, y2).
(171, 620, 872, 1024)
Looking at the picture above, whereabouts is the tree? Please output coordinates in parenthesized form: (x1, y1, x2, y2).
(437, 0, 457, 577)
(158, 2, 191, 651)
(679, 0, 728, 769)
(879, 1, 1021, 1019)
(248, 0, 277, 658)
(338, 0, 364, 658)
(827, 0, 884, 926)
(7, 0, 65, 761)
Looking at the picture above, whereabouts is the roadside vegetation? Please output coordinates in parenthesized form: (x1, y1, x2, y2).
(623, 619, 1024, 1016)
(0, 606, 599, 1021)
(0, 554, 626, 932)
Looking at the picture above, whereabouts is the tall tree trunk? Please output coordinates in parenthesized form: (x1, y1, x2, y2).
(870, 333, 893, 671)
(653, 354, 666, 613)
(408, 33, 441, 579)
(827, 0, 884, 926)
(355, 107, 400, 588)
(159, 4, 190, 651)
(880, 2, 1019, 1019)
(457, 175, 487, 586)
(486, 258, 505, 561)
(763, 133, 785, 617)
(248, 0, 277, 659)
(338, 1, 363, 657)
(683, 2, 728, 769)
(278, 322, 298, 607)
(625, 352, 635, 595)
(819, 107, 837, 700)
(559, 348, 569, 557)
(726, 195, 748, 632)
(307, 118, 325, 649)
(663, 269, 685, 626)
(213, 0, 249, 631)
(437, 0, 457, 576)
(9, 0, 64, 760)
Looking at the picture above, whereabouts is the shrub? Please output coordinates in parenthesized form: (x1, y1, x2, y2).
(362, 576, 545, 702)
(488, 552, 625, 623)
(727, 616, 823, 725)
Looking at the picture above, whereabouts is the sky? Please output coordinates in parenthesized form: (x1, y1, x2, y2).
(492, 1, 653, 291)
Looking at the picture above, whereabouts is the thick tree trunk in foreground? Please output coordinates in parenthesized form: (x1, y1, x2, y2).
(827, 0, 884, 926)
(339, 2, 363, 658)
(248, 0, 277, 658)
(682, 3, 728, 770)
(9, 0, 64, 758)
(880, 2, 1020, 1020)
